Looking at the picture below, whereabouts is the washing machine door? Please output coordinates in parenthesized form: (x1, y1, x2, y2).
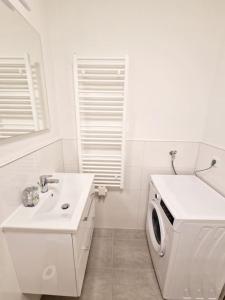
(148, 201, 166, 257)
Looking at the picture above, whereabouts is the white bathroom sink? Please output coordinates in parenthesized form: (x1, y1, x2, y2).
(1, 173, 94, 233)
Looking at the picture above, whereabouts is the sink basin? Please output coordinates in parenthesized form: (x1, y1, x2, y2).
(1, 173, 94, 233)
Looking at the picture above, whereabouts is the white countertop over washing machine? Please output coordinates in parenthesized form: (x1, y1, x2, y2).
(151, 175, 225, 221)
(146, 175, 225, 300)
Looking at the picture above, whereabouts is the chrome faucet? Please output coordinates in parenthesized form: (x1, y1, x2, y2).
(39, 175, 59, 193)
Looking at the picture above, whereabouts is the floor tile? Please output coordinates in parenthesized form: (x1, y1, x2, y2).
(41, 228, 161, 300)
(113, 268, 160, 295)
(80, 268, 113, 300)
(113, 229, 146, 240)
(94, 228, 114, 239)
(113, 284, 163, 300)
(112, 268, 162, 300)
(87, 238, 113, 269)
(113, 239, 152, 269)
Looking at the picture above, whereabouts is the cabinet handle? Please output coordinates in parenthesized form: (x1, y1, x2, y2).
(83, 195, 95, 222)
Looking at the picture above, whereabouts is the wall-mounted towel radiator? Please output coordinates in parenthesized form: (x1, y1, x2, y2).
(0, 54, 38, 138)
(73, 55, 128, 188)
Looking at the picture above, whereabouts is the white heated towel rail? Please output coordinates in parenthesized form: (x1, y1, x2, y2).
(0, 54, 38, 139)
(73, 55, 128, 188)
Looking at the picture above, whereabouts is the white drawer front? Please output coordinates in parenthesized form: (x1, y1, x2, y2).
(5, 232, 77, 296)
(73, 196, 95, 295)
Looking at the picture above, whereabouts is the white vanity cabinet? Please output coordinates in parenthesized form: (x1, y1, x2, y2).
(5, 231, 77, 296)
(3, 184, 95, 297)
(73, 195, 95, 295)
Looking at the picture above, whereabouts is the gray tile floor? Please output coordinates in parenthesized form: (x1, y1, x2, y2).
(42, 229, 163, 300)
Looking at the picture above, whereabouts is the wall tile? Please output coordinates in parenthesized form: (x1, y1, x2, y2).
(62, 139, 200, 230)
(35, 140, 64, 174)
(0, 140, 62, 300)
(196, 143, 225, 196)
(63, 163, 79, 173)
(137, 190, 149, 229)
(124, 166, 142, 190)
(141, 141, 199, 190)
(0, 153, 37, 223)
(62, 139, 79, 172)
(142, 141, 199, 170)
(125, 141, 145, 167)
(95, 189, 140, 229)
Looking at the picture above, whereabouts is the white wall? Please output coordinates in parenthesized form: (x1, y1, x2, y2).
(47, 0, 225, 228)
(196, 32, 225, 196)
(47, 0, 225, 141)
(202, 37, 225, 150)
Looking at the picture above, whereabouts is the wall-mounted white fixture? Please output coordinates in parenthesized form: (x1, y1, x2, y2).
(73, 55, 128, 189)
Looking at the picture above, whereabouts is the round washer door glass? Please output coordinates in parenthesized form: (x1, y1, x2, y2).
(152, 208, 161, 245)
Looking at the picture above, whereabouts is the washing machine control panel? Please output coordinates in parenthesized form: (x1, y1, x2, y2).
(160, 200, 174, 225)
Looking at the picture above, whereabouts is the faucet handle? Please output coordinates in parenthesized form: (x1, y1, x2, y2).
(40, 175, 52, 179)
(39, 175, 59, 193)
(39, 175, 52, 182)
(39, 175, 52, 187)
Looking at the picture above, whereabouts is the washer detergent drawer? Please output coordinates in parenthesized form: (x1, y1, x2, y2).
(5, 231, 77, 296)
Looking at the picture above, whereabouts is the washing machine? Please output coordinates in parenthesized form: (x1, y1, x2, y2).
(146, 175, 225, 300)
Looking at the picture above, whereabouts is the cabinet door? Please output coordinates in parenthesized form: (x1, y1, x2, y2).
(5, 232, 77, 297)
(73, 196, 95, 295)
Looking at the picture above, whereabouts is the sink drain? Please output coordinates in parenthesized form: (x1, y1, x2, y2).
(61, 203, 70, 210)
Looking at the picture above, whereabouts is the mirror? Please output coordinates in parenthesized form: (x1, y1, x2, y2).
(0, 0, 49, 140)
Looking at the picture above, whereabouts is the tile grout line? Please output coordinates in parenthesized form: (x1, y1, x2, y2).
(91, 229, 156, 299)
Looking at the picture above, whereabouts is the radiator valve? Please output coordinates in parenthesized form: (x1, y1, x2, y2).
(95, 186, 108, 199)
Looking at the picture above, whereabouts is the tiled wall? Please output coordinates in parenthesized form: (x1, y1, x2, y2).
(62, 138, 199, 229)
(1, 136, 222, 300)
(0, 140, 63, 300)
(196, 143, 225, 196)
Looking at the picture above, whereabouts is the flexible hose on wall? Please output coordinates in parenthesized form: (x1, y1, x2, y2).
(169, 150, 178, 175)
(194, 159, 216, 175)
(171, 159, 177, 175)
